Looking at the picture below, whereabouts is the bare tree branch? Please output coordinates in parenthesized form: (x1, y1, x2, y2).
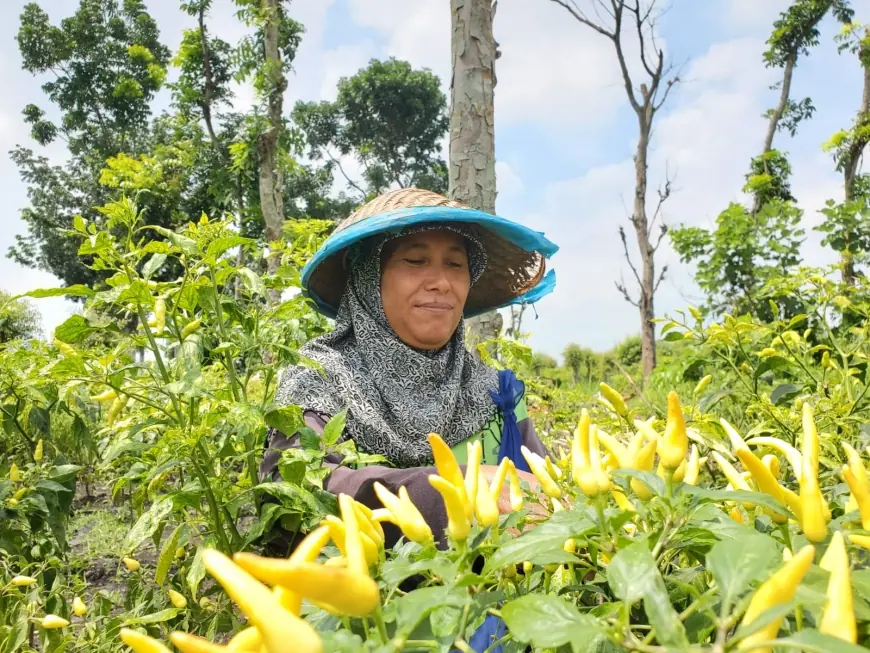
(325, 149, 367, 199)
(548, 0, 615, 39)
(618, 225, 642, 288)
(653, 264, 668, 294)
(647, 174, 672, 237)
(615, 277, 640, 307)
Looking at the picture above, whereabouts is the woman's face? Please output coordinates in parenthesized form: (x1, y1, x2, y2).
(380, 229, 471, 350)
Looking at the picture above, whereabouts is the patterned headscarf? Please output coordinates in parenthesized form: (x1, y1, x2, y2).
(274, 224, 500, 468)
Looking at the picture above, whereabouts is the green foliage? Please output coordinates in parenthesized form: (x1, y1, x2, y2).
(670, 199, 805, 318)
(0, 293, 41, 343)
(294, 57, 449, 198)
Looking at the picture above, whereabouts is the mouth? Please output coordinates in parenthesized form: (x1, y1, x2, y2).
(415, 302, 454, 313)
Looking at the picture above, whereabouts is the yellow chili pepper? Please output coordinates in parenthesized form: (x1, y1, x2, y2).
(339, 494, 368, 576)
(746, 437, 802, 481)
(372, 482, 433, 545)
(9, 463, 19, 482)
(180, 319, 202, 340)
(488, 457, 512, 504)
(847, 533, 870, 551)
(90, 389, 117, 403)
(475, 470, 499, 528)
(153, 298, 166, 334)
(232, 554, 380, 618)
(738, 545, 815, 652)
(274, 525, 332, 616)
(120, 628, 173, 653)
(507, 460, 524, 512)
(563, 538, 576, 554)
(630, 436, 658, 500)
(799, 404, 828, 542)
(322, 515, 379, 567)
(841, 442, 870, 531)
(819, 532, 857, 643)
(544, 455, 563, 480)
(123, 557, 141, 572)
(227, 627, 262, 651)
(729, 506, 745, 523)
(596, 430, 633, 469)
(693, 375, 712, 395)
(429, 475, 471, 541)
(12, 488, 27, 501)
(201, 549, 323, 653)
(464, 440, 482, 521)
(735, 449, 787, 523)
(660, 392, 688, 471)
(612, 488, 635, 512)
(33, 440, 43, 462)
(683, 445, 700, 486)
(599, 383, 628, 417)
(711, 452, 752, 493)
(73, 596, 87, 616)
(168, 633, 226, 653)
(761, 454, 780, 480)
(427, 433, 466, 499)
(7, 498, 19, 507)
(522, 445, 562, 499)
(572, 418, 610, 498)
(106, 394, 130, 427)
(720, 418, 749, 452)
(11, 575, 36, 587)
(40, 615, 70, 629)
(352, 501, 384, 545)
(53, 338, 77, 357)
(168, 589, 187, 609)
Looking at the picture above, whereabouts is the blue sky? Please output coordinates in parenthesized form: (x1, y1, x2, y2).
(2, 0, 869, 360)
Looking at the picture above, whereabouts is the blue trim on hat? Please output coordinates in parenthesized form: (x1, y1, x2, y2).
(301, 205, 559, 318)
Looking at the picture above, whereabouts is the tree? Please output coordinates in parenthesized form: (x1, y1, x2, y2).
(0, 293, 41, 343)
(531, 351, 558, 376)
(448, 0, 501, 351)
(294, 57, 449, 200)
(234, 0, 303, 305)
(548, 0, 679, 381)
(9, 0, 171, 288)
(818, 23, 870, 282)
(670, 0, 851, 316)
(562, 343, 596, 384)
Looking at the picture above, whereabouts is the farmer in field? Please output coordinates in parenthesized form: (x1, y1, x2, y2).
(260, 188, 558, 547)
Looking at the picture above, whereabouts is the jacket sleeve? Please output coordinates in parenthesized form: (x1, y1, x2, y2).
(260, 412, 450, 549)
(518, 415, 549, 458)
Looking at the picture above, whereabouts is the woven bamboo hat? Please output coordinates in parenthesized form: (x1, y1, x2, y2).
(301, 188, 558, 318)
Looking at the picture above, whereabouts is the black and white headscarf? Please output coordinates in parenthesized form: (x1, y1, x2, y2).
(274, 224, 500, 468)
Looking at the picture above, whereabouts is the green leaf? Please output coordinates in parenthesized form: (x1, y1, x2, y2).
(187, 547, 207, 599)
(706, 534, 778, 611)
(392, 586, 469, 638)
(768, 629, 868, 652)
(54, 315, 96, 344)
(155, 524, 183, 586)
(483, 510, 594, 574)
(770, 383, 801, 405)
(15, 284, 94, 299)
(501, 594, 604, 651)
(754, 355, 790, 380)
(123, 497, 173, 554)
(612, 469, 666, 497)
(142, 253, 167, 279)
(679, 485, 790, 519)
(149, 225, 199, 256)
(206, 235, 253, 258)
(264, 405, 305, 436)
(322, 409, 347, 446)
(237, 267, 266, 296)
(120, 609, 181, 626)
(663, 330, 687, 342)
(607, 540, 689, 647)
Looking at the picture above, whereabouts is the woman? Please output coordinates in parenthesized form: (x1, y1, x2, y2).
(260, 188, 558, 548)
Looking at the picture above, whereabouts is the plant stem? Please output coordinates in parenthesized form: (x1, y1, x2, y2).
(373, 606, 389, 643)
(209, 267, 242, 402)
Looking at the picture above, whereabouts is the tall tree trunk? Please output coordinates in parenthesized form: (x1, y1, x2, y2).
(633, 118, 656, 377)
(448, 0, 501, 352)
(751, 50, 796, 215)
(549, 0, 678, 382)
(841, 40, 870, 285)
(258, 0, 287, 306)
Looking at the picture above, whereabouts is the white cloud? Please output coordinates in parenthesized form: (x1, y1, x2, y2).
(496, 160, 524, 200)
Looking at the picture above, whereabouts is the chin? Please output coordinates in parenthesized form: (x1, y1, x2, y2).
(411, 329, 454, 350)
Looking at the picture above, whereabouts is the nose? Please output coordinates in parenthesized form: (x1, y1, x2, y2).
(422, 266, 451, 293)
